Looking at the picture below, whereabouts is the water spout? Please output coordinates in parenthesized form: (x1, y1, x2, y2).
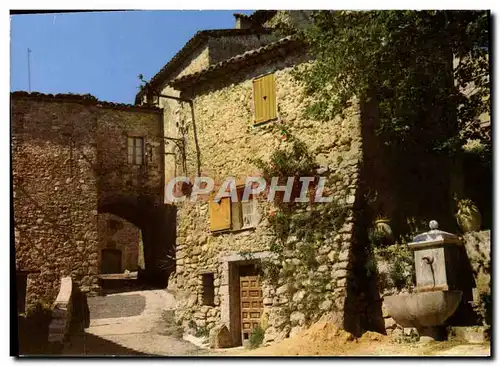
(421, 256, 436, 289)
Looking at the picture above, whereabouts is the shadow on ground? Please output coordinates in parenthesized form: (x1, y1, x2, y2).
(63, 332, 151, 356)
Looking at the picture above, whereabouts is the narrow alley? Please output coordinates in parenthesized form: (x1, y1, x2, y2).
(62, 289, 205, 356)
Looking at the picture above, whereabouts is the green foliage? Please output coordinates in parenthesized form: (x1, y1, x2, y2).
(472, 272, 491, 326)
(262, 261, 280, 284)
(253, 135, 348, 323)
(253, 136, 348, 263)
(368, 227, 390, 248)
(248, 325, 265, 349)
(294, 10, 490, 155)
(25, 301, 53, 318)
(253, 137, 317, 193)
(455, 197, 479, 212)
(374, 241, 415, 292)
(238, 251, 255, 261)
(187, 319, 209, 338)
(195, 325, 209, 338)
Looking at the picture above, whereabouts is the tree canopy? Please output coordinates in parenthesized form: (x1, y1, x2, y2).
(292, 10, 490, 156)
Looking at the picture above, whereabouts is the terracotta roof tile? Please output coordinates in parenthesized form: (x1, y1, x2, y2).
(168, 35, 303, 89)
(134, 27, 274, 104)
(11, 91, 161, 112)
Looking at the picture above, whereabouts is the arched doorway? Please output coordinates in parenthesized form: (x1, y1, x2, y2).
(98, 197, 177, 288)
(97, 213, 144, 275)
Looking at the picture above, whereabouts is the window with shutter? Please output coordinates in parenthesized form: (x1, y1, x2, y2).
(253, 73, 277, 125)
(232, 201, 243, 231)
(209, 197, 232, 232)
(241, 200, 257, 228)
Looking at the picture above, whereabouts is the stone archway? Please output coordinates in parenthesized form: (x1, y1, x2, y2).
(98, 197, 177, 287)
(97, 213, 144, 275)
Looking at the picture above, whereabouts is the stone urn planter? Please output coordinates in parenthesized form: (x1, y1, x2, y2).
(455, 199, 482, 233)
(374, 217, 394, 244)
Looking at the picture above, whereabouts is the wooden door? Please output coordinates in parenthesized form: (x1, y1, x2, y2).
(101, 249, 122, 274)
(240, 275, 263, 343)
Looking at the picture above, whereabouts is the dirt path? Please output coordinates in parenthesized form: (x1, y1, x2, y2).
(214, 337, 490, 357)
(62, 291, 490, 357)
(210, 322, 490, 357)
(63, 289, 205, 356)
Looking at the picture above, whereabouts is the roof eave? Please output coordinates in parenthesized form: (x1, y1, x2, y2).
(134, 28, 276, 103)
(168, 37, 305, 90)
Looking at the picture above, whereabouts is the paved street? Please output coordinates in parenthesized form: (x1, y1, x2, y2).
(88, 294, 146, 319)
(63, 289, 205, 356)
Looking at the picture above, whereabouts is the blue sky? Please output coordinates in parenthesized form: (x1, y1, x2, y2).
(10, 10, 254, 104)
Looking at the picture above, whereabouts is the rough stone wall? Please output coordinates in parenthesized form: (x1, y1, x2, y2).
(176, 45, 210, 79)
(263, 10, 313, 30)
(208, 34, 278, 65)
(463, 230, 491, 301)
(96, 107, 164, 209)
(12, 98, 99, 305)
(170, 51, 363, 343)
(97, 213, 142, 273)
(155, 33, 278, 194)
(13, 95, 165, 305)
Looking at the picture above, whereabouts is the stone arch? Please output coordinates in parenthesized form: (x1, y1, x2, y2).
(98, 197, 177, 287)
(97, 212, 144, 274)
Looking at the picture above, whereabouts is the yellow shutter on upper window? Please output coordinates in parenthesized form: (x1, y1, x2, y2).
(209, 197, 231, 232)
(253, 73, 277, 124)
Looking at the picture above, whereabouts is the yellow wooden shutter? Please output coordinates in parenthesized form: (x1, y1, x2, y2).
(253, 74, 277, 124)
(209, 197, 231, 232)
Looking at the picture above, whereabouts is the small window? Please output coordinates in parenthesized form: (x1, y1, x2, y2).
(253, 73, 277, 125)
(127, 137, 144, 165)
(209, 188, 259, 233)
(231, 188, 258, 231)
(202, 273, 215, 306)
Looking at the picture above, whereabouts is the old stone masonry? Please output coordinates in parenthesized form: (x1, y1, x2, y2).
(14, 10, 491, 351)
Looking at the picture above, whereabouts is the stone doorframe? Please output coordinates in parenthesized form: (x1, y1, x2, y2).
(219, 251, 272, 346)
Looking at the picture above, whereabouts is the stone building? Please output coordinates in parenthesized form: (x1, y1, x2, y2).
(134, 11, 367, 346)
(135, 9, 491, 347)
(12, 9, 490, 346)
(12, 92, 174, 306)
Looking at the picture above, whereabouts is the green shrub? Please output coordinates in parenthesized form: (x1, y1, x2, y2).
(248, 325, 265, 349)
(195, 326, 209, 338)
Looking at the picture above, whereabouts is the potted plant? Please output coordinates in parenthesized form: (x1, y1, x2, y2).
(373, 213, 394, 245)
(455, 198, 482, 233)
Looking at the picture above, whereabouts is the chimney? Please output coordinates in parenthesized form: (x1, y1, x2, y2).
(233, 13, 253, 29)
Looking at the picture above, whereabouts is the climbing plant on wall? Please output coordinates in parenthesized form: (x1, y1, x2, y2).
(283, 10, 491, 232)
(253, 134, 348, 256)
(250, 132, 350, 323)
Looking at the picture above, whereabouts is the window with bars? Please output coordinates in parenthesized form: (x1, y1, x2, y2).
(127, 137, 144, 165)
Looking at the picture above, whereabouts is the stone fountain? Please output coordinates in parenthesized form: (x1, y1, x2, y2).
(383, 220, 463, 341)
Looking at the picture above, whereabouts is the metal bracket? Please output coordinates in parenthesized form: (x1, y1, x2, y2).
(164, 137, 185, 153)
(164, 136, 187, 173)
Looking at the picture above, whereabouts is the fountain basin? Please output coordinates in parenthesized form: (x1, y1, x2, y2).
(384, 290, 462, 328)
